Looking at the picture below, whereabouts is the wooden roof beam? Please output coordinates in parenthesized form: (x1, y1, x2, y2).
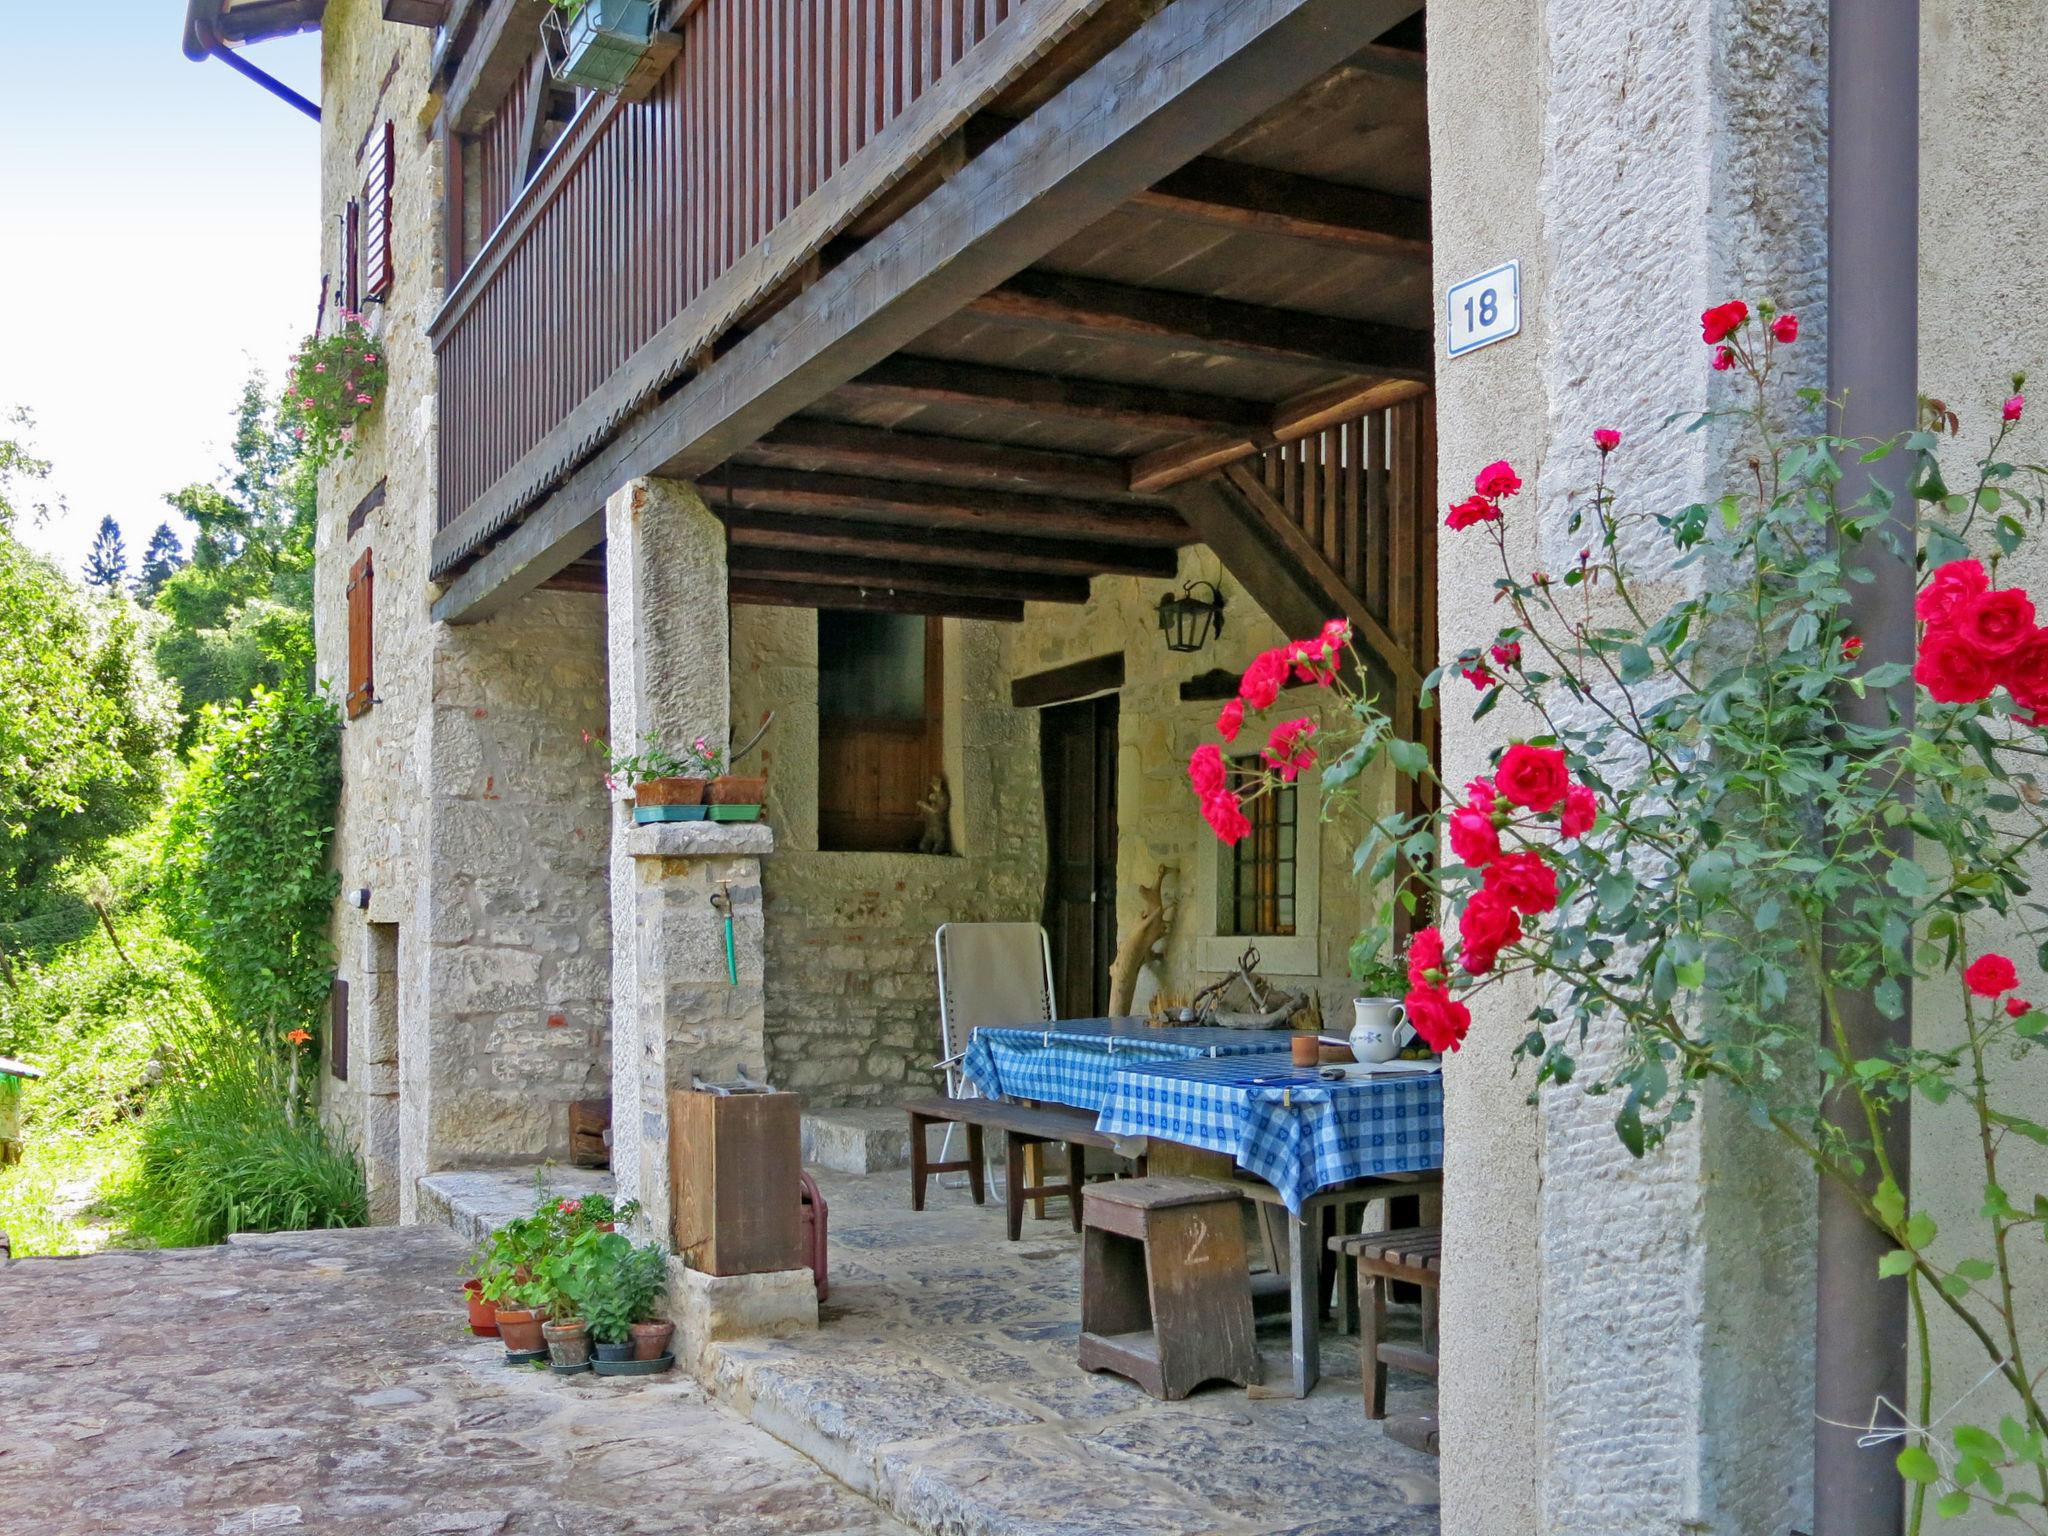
(967, 270, 1433, 377)
(740, 417, 1151, 503)
(1129, 158, 1430, 259)
(1129, 376, 1431, 494)
(715, 465, 1190, 544)
(837, 355, 1270, 440)
(728, 549, 1092, 604)
(729, 579, 1025, 623)
(724, 511, 1183, 579)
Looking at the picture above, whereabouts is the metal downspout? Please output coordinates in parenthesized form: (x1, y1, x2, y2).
(182, 6, 321, 122)
(1816, 1, 1918, 1532)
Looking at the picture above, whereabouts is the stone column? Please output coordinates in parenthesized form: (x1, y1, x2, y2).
(1428, 1, 1827, 1532)
(605, 477, 731, 1222)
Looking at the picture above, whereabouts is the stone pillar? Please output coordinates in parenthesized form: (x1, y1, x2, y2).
(1428, 1, 1826, 1531)
(605, 476, 731, 1220)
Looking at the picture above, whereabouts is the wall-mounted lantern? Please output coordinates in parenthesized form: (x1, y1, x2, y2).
(1157, 580, 1226, 654)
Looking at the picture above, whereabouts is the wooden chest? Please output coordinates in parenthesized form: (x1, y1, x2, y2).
(668, 1088, 804, 1276)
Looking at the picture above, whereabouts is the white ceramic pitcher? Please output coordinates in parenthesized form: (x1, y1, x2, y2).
(1350, 996, 1417, 1064)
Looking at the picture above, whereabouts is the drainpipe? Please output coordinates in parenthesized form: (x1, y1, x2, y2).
(181, 3, 322, 122)
(1815, 1, 1917, 1533)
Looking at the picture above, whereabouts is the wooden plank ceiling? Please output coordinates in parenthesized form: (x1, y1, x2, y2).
(543, 13, 1431, 624)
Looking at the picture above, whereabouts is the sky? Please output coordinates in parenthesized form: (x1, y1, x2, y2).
(0, 4, 324, 577)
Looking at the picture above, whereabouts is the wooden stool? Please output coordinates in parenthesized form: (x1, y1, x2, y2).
(1078, 1176, 1259, 1400)
(1331, 1225, 1441, 1420)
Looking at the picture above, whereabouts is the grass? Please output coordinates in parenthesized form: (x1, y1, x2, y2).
(0, 1119, 142, 1256)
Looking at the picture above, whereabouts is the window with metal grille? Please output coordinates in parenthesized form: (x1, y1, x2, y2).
(346, 549, 375, 719)
(1218, 766, 1297, 937)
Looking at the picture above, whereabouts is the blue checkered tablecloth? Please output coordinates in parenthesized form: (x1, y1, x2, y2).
(960, 1018, 1288, 1113)
(1097, 1057, 1445, 1215)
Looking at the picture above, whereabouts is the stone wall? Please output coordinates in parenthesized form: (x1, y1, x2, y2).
(729, 546, 1394, 1110)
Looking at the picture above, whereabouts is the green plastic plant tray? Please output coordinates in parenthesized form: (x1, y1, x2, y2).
(634, 803, 708, 823)
(707, 804, 762, 822)
(590, 1352, 675, 1377)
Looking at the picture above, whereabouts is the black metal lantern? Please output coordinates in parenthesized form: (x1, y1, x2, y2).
(1157, 580, 1226, 653)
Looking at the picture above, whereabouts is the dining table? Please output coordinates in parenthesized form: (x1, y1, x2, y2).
(959, 1016, 1289, 1113)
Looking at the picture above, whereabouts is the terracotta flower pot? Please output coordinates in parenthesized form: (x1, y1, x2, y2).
(635, 776, 707, 807)
(494, 1306, 546, 1353)
(463, 1279, 499, 1336)
(542, 1318, 592, 1371)
(707, 775, 766, 806)
(629, 1320, 675, 1361)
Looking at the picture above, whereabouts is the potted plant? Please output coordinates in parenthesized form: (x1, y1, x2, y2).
(595, 733, 719, 824)
(579, 1233, 671, 1362)
(477, 1210, 556, 1355)
(707, 712, 775, 821)
(543, 0, 655, 94)
(281, 312, 388, 469)
(536, 1235, 601, 1374)
(461, 1274, 499, 1336)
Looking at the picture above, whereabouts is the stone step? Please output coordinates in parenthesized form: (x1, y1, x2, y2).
(800, 1107, 915, 1175)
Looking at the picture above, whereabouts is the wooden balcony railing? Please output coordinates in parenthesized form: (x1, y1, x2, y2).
(430, 0, 1065, 574)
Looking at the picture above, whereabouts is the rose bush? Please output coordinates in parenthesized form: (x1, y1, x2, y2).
(1188, 298, 2048, 1530)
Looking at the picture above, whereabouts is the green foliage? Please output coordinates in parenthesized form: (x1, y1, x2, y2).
(580, 1233, 669, 1343)
(153, 590, 313, 726)
(160, 686, 340, 1072)
(279, 317, 388, 469)
(136, 522, 186, 602)
(82, 515, 127, 592)
(0, 523, 179, 919)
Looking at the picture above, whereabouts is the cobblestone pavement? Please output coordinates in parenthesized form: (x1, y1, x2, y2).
(0, 1225, 907, 1536)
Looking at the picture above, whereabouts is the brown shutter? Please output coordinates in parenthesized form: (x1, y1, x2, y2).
(331, 978, 350, 1082)
(346, 549, 375, 719)
(361, 121, 397, 303)
(343, 198, 362, 314)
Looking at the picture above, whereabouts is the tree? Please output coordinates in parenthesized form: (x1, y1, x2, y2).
(135, 523, 186, 603)
(82, 516, 127, 592)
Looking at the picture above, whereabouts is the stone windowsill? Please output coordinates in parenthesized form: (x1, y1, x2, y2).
(627, 821, 776, 860)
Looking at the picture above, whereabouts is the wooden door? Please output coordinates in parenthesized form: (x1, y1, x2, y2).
(1040, 695, 1119, 1019)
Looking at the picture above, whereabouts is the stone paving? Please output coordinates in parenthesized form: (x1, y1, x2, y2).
(0, 1224, 908, 1536)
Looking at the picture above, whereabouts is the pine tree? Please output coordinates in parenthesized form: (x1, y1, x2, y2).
(135, 522, 186, 602)
(83, 515, 128, 592)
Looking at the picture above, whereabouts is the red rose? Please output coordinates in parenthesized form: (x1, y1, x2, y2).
(1916, 559, 1988, 626)
(1592, 428, 1621, 454)
(1465, 776, 1498, 813)
(1407, 926, 1446, 987)
(1216, 698, 1244, 743)
(1458, 890, 1523, 975)
(2007, 997, 2033, 1019)
(2005, 394, 2026, 424)
(1189, 743, 1227, 797)
(1965, 953, 2019, 998)
(1448, 806, 1501, 868)
(1462, 661, 1496, 691)
(1285, 640, 1336, 687)
(1202, 789, 1252, 846)
(1956, 589, 2037, 658)
(1559, 782, 1598, 840)
(1474, 461, 1522, 499)
(1915, 631, 1997, 704)
(1318, 618, 1353, 654)
(1491, 641, 1522, 668)
(1405, 982, 1471, 1054)
(1841, 635, 1864, 662)
(1700, 300, 1749, 344)
(2001, 631, 2048, 709)
(1261, 717, 1318, 782)
(1497, 743, 1570, 812)
(1711, 346, 1736, 371)
(1446, 494, 1500, 531)
(1239, 649, 1290, 711)
(1483, 849, 1559, 915)
(1771, 313, 1799, 343)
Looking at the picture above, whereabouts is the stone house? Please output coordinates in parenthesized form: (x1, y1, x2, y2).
(180, 0, 2047, 1531)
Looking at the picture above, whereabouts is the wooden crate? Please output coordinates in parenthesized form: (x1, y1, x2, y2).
(668, 1088, 803, 1276)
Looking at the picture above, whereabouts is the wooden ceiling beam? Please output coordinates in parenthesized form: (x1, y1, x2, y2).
(838, 355, 1270, 439)
(728, 548, 1091, 604)
(729, 578, 1026, 623)
(1129, 158, 1430, 259)
(715, 464, 1190, 544)
(1129, 376, 1431, 494)
(740, 417, 1151, 502)
(967, 269, 1434, 378)
(724, 511, 1183, 579)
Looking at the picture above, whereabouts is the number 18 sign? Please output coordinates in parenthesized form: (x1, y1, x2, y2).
(1446, 261, 1521, 358)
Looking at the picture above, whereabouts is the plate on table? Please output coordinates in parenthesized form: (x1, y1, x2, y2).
(1324, 1059, 1442, 1080)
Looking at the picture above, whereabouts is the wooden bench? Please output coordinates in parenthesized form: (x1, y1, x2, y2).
(1331, 1224, 1441, 1426)
(904, 1096, 1131, 1240)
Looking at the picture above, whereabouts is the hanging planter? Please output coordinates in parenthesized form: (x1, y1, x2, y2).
(545, 0, 655, 94)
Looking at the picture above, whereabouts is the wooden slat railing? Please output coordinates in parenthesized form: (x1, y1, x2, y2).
(430, 0, 1045, 573)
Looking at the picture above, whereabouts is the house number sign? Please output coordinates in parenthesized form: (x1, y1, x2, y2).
(1445, 260, 1522, 358)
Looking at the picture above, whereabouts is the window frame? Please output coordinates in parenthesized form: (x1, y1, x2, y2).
(1195, 738, 1321, 976)
(815, 612, 945, 854)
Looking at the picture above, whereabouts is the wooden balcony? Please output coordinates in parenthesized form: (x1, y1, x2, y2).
(429, 0, 1111, 576)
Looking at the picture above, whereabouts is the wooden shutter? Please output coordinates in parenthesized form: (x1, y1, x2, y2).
(343, 198, 362, 313)
(331, 978, 350, 1082)
(361, 121, 397, 303)
(346, 550, 375, 719)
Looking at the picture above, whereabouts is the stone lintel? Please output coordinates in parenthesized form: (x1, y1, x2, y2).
(628, 822, 776, 861)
